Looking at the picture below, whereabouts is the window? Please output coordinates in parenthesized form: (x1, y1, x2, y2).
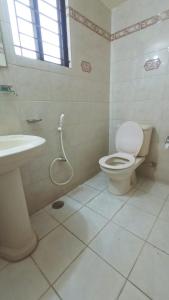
(7, 0, 69, 67)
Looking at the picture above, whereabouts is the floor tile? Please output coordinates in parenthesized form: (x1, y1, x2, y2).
(87, 190, 124, 219)
(119, 282, 149, 300)
(0, 258, 48, 300)
(31, 210, 59, 239)
(113, 205, 156, 239)
(90, 223, 143, 277)
(67, 184, 100, 204)
(130, 244, 169, 300)
(40, 288, 60, 300)
(0, 258, 8, 271)
(45, 196, 82, 223)
(63, 207, 107, 244)
(32, 226, 85, 283)
(85, 172, 107, 191)
(54, 248, 125, 300)
(140, 179, 169, 199)
(159, 199, 169, 222)
(128, 189, 165, 216)
(148, 218, 169, 254)
(116, 188, 137, 202)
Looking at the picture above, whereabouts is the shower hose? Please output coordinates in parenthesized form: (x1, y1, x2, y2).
(49, 114, 74, 185)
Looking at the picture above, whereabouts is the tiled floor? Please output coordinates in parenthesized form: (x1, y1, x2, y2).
(1, 172, 169, 300)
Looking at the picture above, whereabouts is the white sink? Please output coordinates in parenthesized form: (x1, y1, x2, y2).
(0, 135, 46, 262)
(0, 135, 45, 175)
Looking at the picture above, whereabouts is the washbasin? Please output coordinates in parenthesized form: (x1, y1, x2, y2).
(0, 135, 46, 262)
(0, 135, 45, 175)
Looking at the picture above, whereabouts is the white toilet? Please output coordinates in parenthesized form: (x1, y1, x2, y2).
(99, 121, 152, 195)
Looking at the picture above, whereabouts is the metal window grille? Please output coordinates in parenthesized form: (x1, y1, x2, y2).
(7, 0, 69, 66)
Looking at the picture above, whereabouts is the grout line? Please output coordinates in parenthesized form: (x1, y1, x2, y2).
(59, 188, 132, 249)
(36, 178, 131, 291)
(111, 220, 146, 242)
(121, 189, 169, 300)
(55, 290, 63, 300)
(36, 223, 60, 242)
(44, 188, 103, 225)
(60, 223, 89, 246)
(120, 281, 153, 300)
(30, 178, 146, 294)
(56, 189, 138, 281)
(30, 184, 105, 257)
(87, 244, 126, 279)
(84, 180, 169, 299)
(31, 226, 87, 297)
(30, 256, 51, 286)
(116, 240, 146, 300)
(0, 175, 168, 300)
(38, 287, 51, 300)
(31, 254, 65, 300)
(145, 193, 169, 243)
(0, 262, 9, 273)
(9, 177, 169, 299)
(52, 246, 87, 286)
(146, 240, 169, 256)
(38, 287, 63, 300)
(84, 204, 112, 220)
(9, 62, 109, 84)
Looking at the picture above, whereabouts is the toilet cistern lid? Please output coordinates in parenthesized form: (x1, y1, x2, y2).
(116, 121, 144, 157)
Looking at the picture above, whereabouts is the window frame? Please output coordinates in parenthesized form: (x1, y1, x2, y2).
(8, 0, 70, 67)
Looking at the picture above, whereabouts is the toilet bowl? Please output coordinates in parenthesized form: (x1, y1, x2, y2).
(99, 122, 152, 195)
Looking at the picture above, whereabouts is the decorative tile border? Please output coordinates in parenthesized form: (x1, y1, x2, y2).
(111, 9, 169, 41)
(69, 7, 111, 41)
(69, 6, 169, 43)
(144, 58, 161, 71)
(81, 61, 92, 73)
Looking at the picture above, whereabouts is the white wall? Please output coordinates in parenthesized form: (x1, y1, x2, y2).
(109, 0, 169, 182)
(0, 0, 111, 213)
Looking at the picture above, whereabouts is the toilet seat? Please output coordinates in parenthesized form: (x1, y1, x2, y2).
(99, 152, 135, 170)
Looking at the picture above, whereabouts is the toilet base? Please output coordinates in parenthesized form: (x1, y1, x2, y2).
(108, 176, 132, 195)
(100, 156, 145, 196)
(131, 171, 137, 186)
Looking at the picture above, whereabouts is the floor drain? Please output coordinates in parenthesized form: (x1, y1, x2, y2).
(52, 201, 64, 209)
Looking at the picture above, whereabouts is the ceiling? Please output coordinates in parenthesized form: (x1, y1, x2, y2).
(100, 0, 127, 10)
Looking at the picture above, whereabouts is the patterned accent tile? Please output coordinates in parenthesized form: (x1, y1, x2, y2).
(160, 9, 169, 21)
(69, 6, 169, 43)
(69, 7, 111, 41)
(113, 23, 141, 40)
(140, 15, 160, 29)
(144, 58, 161, 72)
(81, 61, 92, 73)
(111, 9, 169, 42)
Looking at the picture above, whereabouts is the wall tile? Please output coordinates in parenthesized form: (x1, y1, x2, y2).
(0, 1, 110, 213)
(110, 0, 169, 182)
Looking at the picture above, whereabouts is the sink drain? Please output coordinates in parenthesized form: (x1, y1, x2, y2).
(52, 201, 64, 209)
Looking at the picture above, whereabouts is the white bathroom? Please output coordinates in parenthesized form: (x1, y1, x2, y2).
(0, 0, 169, 299)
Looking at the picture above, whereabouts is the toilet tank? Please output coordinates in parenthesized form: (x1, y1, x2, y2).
(138, 124, 153, 157)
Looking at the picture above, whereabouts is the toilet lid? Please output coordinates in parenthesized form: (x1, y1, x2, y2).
(115, 122, 144, 157)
